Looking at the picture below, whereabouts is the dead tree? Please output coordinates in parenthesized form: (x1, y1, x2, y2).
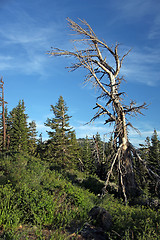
(0, 77, 7, 150)
(48, 18, 159, 203)
(93, 135, 100, 166)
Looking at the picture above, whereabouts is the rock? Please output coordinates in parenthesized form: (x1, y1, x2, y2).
(89, 206, 112, 231)
(70, 207, 112, 239)
(80, 223, 109, 240)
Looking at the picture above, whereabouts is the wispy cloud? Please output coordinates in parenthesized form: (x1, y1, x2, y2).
(73, 117, 160, 146)
(121, 46, 160, 86)
(113, 0, 156, 21)
(71, 120, 113, 140)
(0, 3, 69, 77)
(36, 122, 48, 132)
(127, 120, 160, 146)
(148, 15, 160, 40)
(0, 24, 48, 76)
(29, 114, 159, 147)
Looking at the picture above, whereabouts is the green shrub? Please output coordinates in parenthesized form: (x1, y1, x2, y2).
(82, 175, 104, 194)
(14, 181, 96, 230)
(1, 153, 159, 239)
(100, 194, 160, 239)
(0, 183, 21, 230)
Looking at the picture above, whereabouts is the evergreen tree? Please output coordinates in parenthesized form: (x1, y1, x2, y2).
(93, 133, 107, 179)
(82, 135, 93, 173)
(68, 130, 81, 169)
(8, 100, 29, 152)
(150, 129, 160, 173)
(36, 133, 46, 159)
(28, 120, 38, 156)
(138, 131, 160, 196)
(0, 106, 9, 151)
(4, 106, 10, 151)
(135, 137, 151, 195)
(44, 96, 75, 166)
(94, 133, 104, 163)
(139, 137, 151, 162)
(105, 135, 114, 159)
(148, 130, 160, 196)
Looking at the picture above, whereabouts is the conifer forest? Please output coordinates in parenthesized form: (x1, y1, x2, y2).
(0, 19, 160, 240)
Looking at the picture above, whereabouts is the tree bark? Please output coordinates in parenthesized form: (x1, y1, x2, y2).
(48, 18, 152, 203)
(0, 77, 7, 150)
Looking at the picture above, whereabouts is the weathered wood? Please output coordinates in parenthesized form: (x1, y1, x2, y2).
(48, 18, 154, 203)
(0, 77, 7, 150)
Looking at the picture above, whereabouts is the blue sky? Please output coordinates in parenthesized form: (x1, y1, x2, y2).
(0, 0, 160, 146)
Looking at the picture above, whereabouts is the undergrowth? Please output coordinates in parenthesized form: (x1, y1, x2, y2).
(99, 194, 160, 239)
(0, 152, 160, 239)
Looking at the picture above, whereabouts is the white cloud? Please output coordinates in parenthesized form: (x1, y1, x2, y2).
(36, 122, 48, 132)
(127, 120, 160, 146)
(72, 121, 113, 140)
(148, 15, 160, 40)
(111, 0, 160, 53)
(28, 114, 159, 147)
(121, 47, 160, 86)
(0, 3, 70, 77)
(73, 119, 159, 146)
(113, 0, 156, 21)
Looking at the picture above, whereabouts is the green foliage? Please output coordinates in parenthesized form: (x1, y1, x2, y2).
(81, 135, 93, 173)
(80, 133, 108, 179)
(100, 193, 160, 239)
(82, 175, 104, 195)
(17, 186, 73, 227)
(8, 100, 30, 152)
(44, 96, 79, 167)
(0, 153, 47, 189)
(28, 120, 38, 156)
(0, 82, 159, 239)
(150, 129, 160, 171)
(0, 106, 9, 151)
(0, 183, 21, 230)
(0, 153, 96, 239)
(139, 130, 160, 197)
(68, 130, 81, 169)
(0, 148, 160, 239)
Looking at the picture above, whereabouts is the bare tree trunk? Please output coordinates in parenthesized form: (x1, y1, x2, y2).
(0, 77, 7, 150)
(106, 71, 138, 200)
(47, 18, 159, 203)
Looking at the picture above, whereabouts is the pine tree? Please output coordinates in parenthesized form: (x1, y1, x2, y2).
(135, 137, 151, 195)
(93, 133, 107, 179)
(150, 129, 160, 172)
(147, 130, 160, 196)
(28, 120, 38, 156)
(94, 133, 104, 163)
(4, 106, 10, 151)
(44, 96, 75, 167)
(82, 135, 93, 173)
(68, 130, 81, 169)
(8, 100, 30, 152)
(36, 133, 46, 159)
(0, 106, 8, 151)
(139, 136, 151, 162)
(138, 132, 160, 196)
